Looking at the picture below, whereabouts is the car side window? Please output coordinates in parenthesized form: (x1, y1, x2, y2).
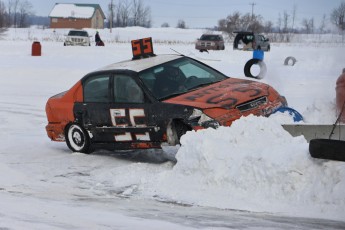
(113, 75, 144, 103)
(84, 75, 110, 103)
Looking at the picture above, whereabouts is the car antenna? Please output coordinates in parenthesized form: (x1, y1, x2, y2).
(170, 48, 185, 56)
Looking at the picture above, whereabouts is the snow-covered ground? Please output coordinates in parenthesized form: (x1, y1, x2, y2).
(0, 27, 345, 229)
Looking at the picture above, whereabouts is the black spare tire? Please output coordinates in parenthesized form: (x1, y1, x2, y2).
(244, 58, 267, 79)
(309, 139, 345, 162)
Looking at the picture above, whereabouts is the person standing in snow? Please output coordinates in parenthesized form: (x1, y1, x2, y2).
(95, 31, 104, 46)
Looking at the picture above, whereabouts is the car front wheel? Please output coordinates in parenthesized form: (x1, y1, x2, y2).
(166, 120, 191, 146)
(65, 123, 91, 153)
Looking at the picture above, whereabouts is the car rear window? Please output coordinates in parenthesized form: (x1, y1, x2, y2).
(200, 35, 222, 41)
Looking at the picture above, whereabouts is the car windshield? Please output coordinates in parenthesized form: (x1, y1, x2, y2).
(68, 30, 88, 37)
(138, 57, 228, 100)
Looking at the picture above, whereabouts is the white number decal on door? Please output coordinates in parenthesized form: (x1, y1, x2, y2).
(110, 108, 150, 141)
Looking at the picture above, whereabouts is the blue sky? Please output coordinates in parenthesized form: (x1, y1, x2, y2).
(30, 0, 342, 28)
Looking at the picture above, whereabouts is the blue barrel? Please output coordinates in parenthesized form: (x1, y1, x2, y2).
(253, 49, 264, 60)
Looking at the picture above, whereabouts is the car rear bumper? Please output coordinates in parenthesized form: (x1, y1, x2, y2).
(46, 123, 65, 141)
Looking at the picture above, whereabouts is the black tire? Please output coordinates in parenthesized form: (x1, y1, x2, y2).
(65, 123, 91, 153)
(309, 139, 345, 162)
(166, 120, 191, 146)
(284, 56, 297, 66)
(244, 58, 267, 79)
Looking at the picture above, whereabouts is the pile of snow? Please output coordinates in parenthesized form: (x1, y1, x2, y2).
(93, 115, 345, 221)
(150, 115, 345, 220)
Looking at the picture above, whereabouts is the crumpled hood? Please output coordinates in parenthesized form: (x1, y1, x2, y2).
(164, 78, 272, 109)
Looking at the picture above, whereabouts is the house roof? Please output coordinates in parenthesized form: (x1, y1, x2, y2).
(49, 3, 106, 19)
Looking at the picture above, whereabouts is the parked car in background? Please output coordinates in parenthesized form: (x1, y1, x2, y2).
(64, 30, 91, 46)
(195, 34, 225, 52)
(233, 31, 270, 51)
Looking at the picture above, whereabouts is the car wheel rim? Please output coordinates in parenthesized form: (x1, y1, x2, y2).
(68, 125, 85, 151)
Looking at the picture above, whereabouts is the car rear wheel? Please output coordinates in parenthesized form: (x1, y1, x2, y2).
(65, 123, 91, 153)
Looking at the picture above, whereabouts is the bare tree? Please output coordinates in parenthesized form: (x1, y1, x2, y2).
(18, 0, 32, 27)
(0, 0, 6, 27)
(240, 13, 252, 31)
(217, 11, 264, 35)
(247, 14, 263, 32)
(282, 11, 290, 33)
(276, 14, 281, 32)
(319, 14, 327, 34)
(291, 4, 297, 32)
(331, 2, 345, 32)
(107, 0, 115, 30)
(12, 0, 18, 27)
(7, 0, 13, 26)
(119, 0, 130, 27)
(263, 20, 273, 33)
(302, 18, 314, 34)
(176, 19, 186, 29)
(131, 0, 151, 27)
(217, 11, 241, 33)
(114, 2, 121, 27)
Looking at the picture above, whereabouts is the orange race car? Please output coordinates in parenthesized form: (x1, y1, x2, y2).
(45, 39, 288, 153)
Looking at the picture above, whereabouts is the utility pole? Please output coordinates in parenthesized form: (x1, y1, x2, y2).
(249, 2, 256, 21)
(110, 0, 113, 33)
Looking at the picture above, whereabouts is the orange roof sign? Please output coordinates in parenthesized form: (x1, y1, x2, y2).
(131, 37, 155, 60)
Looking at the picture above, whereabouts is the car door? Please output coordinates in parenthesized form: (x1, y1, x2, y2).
(78, 74, 113, 142)
(108, 74, 161, 148)
(76, 73, 164, 148)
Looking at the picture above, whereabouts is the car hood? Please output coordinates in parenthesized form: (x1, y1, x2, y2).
(164, 78, 272, 109)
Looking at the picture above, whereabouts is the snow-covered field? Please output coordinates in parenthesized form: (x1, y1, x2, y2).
(1, 27, 345, 229)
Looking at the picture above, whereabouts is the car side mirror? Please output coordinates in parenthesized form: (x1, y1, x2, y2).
(265, 38, 269, 41)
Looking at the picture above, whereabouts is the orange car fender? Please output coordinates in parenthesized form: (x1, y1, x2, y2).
(45, 81, 84, 141)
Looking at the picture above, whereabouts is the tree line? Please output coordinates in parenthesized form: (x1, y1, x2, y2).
(0, 0, 344, 39)
(107, 0, 152, 28)
(217, 2, 345, 36)
(0, 0, 32, 28)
